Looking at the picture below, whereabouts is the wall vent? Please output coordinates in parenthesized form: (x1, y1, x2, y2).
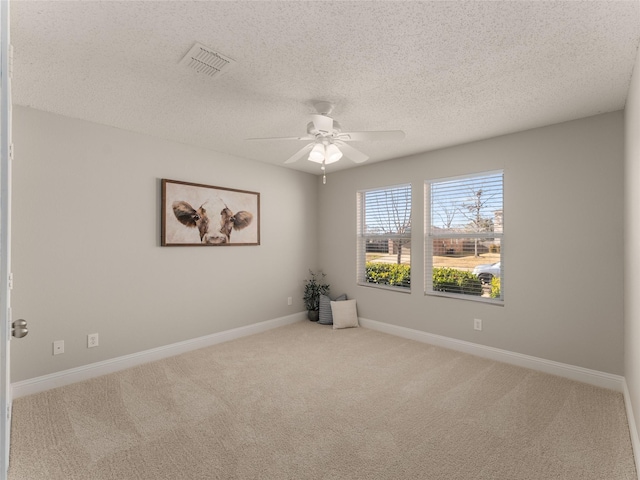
(179, 42, 236, 79)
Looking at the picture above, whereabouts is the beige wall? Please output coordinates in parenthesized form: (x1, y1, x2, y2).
(625, 40, 640, 445)
(10, 106, 626, 382)
(319, 112, 624, 375)
(10, 107, 318, 381)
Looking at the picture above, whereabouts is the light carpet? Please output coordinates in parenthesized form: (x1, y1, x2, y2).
(8, 321, 637, 479)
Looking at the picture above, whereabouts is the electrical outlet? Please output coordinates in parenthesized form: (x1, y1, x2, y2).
(287, 297, 292, 306)
(53, 340, 64, 355)
(88, 333, 99, 348)
(474, 318, 482, 331)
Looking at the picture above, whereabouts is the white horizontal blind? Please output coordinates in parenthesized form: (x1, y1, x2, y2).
(427, 171, 503, 301)
(357, 184, 411, 290)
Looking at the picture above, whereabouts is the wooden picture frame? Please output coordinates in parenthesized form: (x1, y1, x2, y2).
(161, 179, 260, 246)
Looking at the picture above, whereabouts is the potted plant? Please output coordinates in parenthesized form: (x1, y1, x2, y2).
(303, 270, 330, 321)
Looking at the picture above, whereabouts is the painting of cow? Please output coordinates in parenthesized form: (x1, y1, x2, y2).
(161, 179, 260, 246)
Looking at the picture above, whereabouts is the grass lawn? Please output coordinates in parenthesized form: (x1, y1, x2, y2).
(432, 253, 500, 269)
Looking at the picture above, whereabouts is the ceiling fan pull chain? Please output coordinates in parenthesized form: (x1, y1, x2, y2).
(322, 159, 327, 184)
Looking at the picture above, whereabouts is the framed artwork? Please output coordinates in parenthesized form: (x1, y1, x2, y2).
(161, 179, 260, 246)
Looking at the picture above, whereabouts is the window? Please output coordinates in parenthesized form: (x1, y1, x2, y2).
(357, 184, 411, 290)
(426, 171, 503, 302)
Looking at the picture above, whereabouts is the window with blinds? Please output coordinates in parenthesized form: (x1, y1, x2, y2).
(357, 184, 412, 291)
(426, 171, 503, 302)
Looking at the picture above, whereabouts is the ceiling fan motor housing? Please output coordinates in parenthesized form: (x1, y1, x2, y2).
(306, 120, 341, 137)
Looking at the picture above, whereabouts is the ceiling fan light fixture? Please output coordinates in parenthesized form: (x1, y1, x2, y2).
(325, 143, 343, 164)
(308, 143, 325, 163)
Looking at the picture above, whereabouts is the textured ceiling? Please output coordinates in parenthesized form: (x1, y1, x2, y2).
(10, 1, 640, 174)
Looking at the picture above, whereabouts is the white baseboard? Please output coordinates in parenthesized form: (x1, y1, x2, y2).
(13, 313, 625, 398)
(359, 317, 625, 392)
(623, 380, 640, 477)
(11, 312, 305, 398)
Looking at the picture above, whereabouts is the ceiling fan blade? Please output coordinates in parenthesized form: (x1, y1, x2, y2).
(247, 135, 315, 141)
(284, 144, 313, 164)
(311, 114, 333, 134)
(335, 141, 369, 163)
(337, 130, 405, 142)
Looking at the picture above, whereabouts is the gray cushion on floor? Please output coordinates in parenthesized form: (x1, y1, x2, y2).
(318, 293, 347, 325)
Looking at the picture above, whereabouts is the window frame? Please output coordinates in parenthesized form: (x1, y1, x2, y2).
(357, 183, 412, 293)
(424, 171, 504, 304)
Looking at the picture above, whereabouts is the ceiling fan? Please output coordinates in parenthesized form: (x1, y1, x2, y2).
(247, 101, 405, 171)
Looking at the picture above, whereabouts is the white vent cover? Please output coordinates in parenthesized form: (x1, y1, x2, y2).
(180, 43, 236, 78)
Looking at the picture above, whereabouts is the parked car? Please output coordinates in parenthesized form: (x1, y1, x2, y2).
(472, 262, 501, 284)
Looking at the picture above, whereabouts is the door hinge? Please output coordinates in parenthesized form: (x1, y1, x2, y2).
(8, 273, 13, 290)
(9, 144, 13, 161)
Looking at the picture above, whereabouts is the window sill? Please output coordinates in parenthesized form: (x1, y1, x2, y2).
(425, 290, 504, 306)
(357, 282, 411, 294)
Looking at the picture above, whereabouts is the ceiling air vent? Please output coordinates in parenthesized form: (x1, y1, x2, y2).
(180, 43, 236, 79)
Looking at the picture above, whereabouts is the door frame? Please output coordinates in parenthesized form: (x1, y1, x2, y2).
(0, 0, 12, 477)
